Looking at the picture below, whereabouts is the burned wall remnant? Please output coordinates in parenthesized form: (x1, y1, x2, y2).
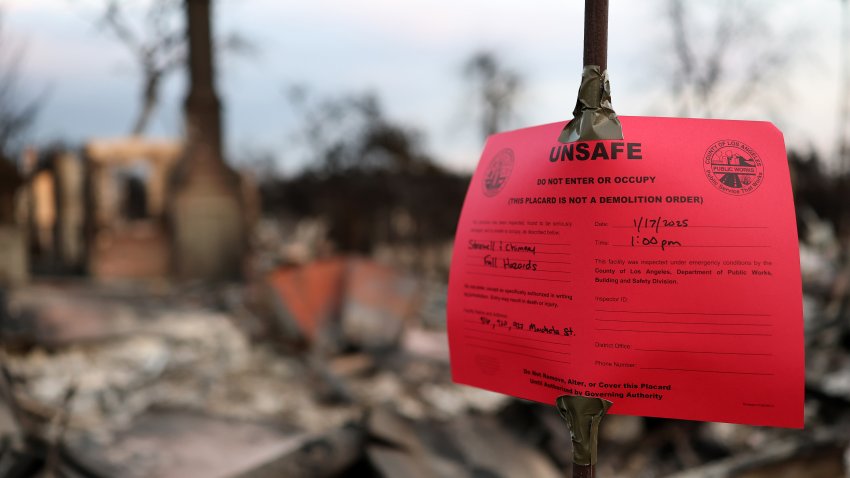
(0, 157, 27, 286)
(85, 138, 182, 280)
(16, 149, 87, 276)
(4, 137, 254, 283)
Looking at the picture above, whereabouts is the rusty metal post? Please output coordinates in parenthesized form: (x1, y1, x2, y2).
(558, 0, 622, 143)
(583, 0, 609, 71)
(556, 3, 616, 476)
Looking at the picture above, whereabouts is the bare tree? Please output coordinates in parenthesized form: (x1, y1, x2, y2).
(96, 0, 253, 136)
(288, 87, 436, 175)
(0, 10, 41, 159)
(98, 0, 183, 136)
(463, 51, 522, 139)
(663, 0, 802, 118)
(275, 87, 466, 253)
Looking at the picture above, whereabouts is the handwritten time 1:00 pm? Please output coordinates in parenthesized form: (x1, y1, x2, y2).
(631, 235, 682, 251)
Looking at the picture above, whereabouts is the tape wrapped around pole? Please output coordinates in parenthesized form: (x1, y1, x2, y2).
(556, 394, 613, 467)
(560, 0, 623, 143)
(558, 65, 623, 143)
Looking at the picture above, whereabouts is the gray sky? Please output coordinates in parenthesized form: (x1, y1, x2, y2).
(3, 0, 843, 173)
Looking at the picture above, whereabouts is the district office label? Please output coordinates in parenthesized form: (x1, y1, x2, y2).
(447, 116, 803, 428)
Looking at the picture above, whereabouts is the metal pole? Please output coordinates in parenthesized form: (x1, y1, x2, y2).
(839, 0, 849, 173)
(558, 3, 615, 475)
(559, 0, 621, 143)
(583, 0, 609, 70)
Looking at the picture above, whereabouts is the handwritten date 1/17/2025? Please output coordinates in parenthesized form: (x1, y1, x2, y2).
(633, 216, 689, 233)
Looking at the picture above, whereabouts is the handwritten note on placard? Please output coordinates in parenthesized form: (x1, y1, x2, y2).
(447, 117, 804, 428)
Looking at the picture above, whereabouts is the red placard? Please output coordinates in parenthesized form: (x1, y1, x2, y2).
(447, 116, 804, 428)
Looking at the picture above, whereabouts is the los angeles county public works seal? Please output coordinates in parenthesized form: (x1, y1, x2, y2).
(703, 139, 764, 195)
(482, 148, 514, 197)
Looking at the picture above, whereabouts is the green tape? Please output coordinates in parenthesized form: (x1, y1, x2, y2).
(556, 394, 613, 465)
(558, 65, 623, 143)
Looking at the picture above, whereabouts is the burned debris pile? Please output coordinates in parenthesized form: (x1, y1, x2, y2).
(1, 239, 849, 477)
